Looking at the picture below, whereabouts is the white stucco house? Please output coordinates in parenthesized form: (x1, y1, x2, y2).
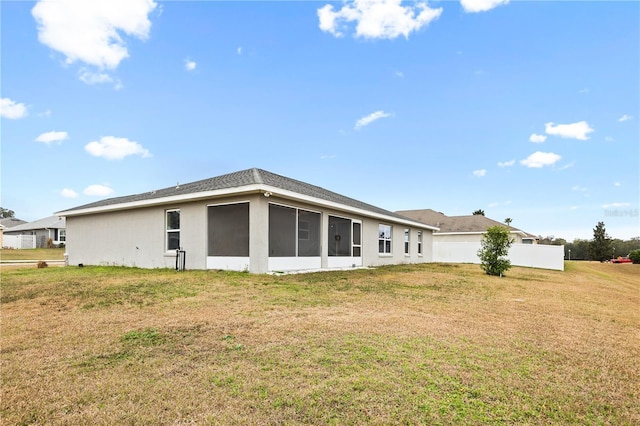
(2, 216, 66, 248)
(396, 209, 563, 271)
(58, 168, 438, 273)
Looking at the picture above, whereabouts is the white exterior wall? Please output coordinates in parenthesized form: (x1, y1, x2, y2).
(64, 193, 435, 273)
(66, 207, 171, 268)
(433, 242, 564, 271)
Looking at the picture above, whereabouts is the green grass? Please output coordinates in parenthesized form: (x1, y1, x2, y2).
(0, 247, 65, 261)
(1, 262, 639, 425)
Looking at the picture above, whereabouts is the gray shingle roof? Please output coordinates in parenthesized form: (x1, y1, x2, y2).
(3, 215, 65, 232)
(0, 217, 27, 228)
(397, 209, 534, 236)
(60, 168, 426, 225)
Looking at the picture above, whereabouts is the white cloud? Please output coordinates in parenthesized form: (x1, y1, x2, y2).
(605, 136, 614, 142)
(84, 184, 114, 197)
(558, 162, 574, 171)
(31, 0, 157, 69)
(318, 0, 442, 39)
(544, 121, 594, 140)
(602, 202, 630, 209)
(614, 182, 621, 187)
(78, 68, 123, 89)
(571, 185, 587, 192)
(497, 159, 515, 167)
(237, 46, 243, 55)
(529, 133, 547, 143)
(1, 98, 28, 119)
(61, 188, 79, 198)
(185, 59, 197, 71)
(354, 110, 391, 130)
(38, 109, 52, 117)
(35, 131, 69, 144)
(617, 114, 632, 122)
(578, 88, 590, 94)
(520, 151, 561, 168)
(460, 0, 509, 13)
(395, 71, 404, 78)
(473, 169, 486, 177)
(85, 136, 152, 160)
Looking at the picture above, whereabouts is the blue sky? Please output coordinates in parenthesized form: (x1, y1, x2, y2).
(1, 0, 638, 241)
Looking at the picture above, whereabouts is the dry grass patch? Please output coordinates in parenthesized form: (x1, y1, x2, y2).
(2, 262, 639, 425)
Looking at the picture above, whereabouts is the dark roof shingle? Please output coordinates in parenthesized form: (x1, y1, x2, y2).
(60, 168, 426, 224)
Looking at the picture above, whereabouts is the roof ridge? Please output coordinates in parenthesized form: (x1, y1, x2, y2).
(252, 168, 264, 184)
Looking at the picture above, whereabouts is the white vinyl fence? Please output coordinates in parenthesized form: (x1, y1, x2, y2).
(2, 235, 37, 250)
(434, 242, 564, 271)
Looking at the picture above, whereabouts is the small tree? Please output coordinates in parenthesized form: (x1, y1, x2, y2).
(478, 226, 514, 276)
(588, 221, 612, 262)
(472, 209, 485, 216)
(629, 249, 640, 264)
(0, 207, 15, 218)
(504, 218, 512, 228)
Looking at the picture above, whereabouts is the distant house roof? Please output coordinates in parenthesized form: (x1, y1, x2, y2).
(59, 168, 438, 230)
(4, 215, 66, 232)
(0, 217, 27, 229)
(396, 209, 537, 238)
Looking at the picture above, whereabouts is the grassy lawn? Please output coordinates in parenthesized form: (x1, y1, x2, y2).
(0, 247, 66, 261)
(1, 262, 638, 425)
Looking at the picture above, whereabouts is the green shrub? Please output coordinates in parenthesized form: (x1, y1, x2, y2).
(477, 226, 514, 276)
(629, 249, 640, 264)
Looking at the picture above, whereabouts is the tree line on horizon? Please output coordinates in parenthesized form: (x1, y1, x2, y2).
(536, 223, 639, 260)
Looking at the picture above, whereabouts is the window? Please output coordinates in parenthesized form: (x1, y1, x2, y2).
(379, 224, 392, 254)
(328, 216, 351, 256)
(208, 203, 249, 256)
(352, 222, 362, 257)
(269, 204, 321, 257)
(166, 209, 180, 250)
(404, 229, 410, 255)
(58, 229, 66, 242)
(417, 231, 423, 255)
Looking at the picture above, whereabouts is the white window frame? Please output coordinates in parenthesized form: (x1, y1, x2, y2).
(58, 229, 66, 242)
(379, 224, 392, 255)
(166, 209, 180, 251)
(352, 220, 362, 258)
(404, 229, 410, 256)
(417, 231, 423, 256)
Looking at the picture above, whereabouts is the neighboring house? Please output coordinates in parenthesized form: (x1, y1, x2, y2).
(0, 217, 28, 248)
(396, 209, 539, 244)
(58, 168, 438, 273)
(3, 216, 66, 248)
(396, 209, 563, 271)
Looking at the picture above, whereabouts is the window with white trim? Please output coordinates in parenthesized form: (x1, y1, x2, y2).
(58, 229, 66, 242)
(417, 231, 423, 255)
(378, 224, 392, 254)
(404, 229, 410, 255)
(166, 209, 180, 250)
